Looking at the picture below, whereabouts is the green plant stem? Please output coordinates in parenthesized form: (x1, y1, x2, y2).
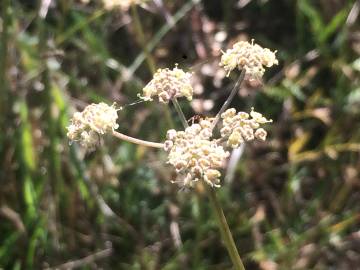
(131, 3, 156, 74)
(207, 187, 245, 270)
(168, 61, 245, 270)
(130, 3, 174, 128)
(0, 0, 10, 146)
(171, 98, 189, 128)
(38, 6, 61, 187)
(211, 69, 246, 130)
(138, 9, 243, 267)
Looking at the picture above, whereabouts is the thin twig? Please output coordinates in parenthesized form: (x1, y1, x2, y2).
(46, 247, 112, 270)
(211, 70, 246, 130)
(112, 130, 164, 148)
(152, 0, 175, 26)
(0, 206, 26, 234)
(171, 98, 189, 128)
(346, 0, 360, 26)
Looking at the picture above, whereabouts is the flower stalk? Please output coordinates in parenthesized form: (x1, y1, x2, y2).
(211, 69, 246, 130)
(207, 187, 246, 270)
(66, 38, 277, 270)
(169, 94, 245, 268)
(171, 98, 189, 128)
(112, 130, 164, 148)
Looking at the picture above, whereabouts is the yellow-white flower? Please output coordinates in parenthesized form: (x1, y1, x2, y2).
(220, 108, 272, 148)
(139, 67, 193, 104)
(67, 103, 119, 150)
(220, 40, 278, 78)
(102, 0, 146, 10)
(164, 119, 229, 188)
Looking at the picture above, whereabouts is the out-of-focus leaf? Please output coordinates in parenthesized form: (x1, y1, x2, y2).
(319, 8, 348, 43)
(16, 100, 38, 218)
(56, 9, 106, 45)
(18, 101, 36, 171)
(352, 58, 360, 71)
(345, 87, 360, 113)
(51, 84, 68, 133)
(283, 79, 306, 101)
(293, 108, 331, 125)
(0, 233, 20, 265)
(297, 0, 348, 50)
(298, 0, 324, 43)
(26, 222, 45, 268)
(291, 143, 360, 163)
(289, 132, 311, 160)
(264, 85, 292, 101)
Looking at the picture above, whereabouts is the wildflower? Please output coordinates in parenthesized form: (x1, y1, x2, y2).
(220, 108, 272, 148)
(102, 0, 146, 10)
(67, 103, 120, 150)
(220, 40, 278, 78)
(164, 119, 229, 188)
(139, 66, 193, 104)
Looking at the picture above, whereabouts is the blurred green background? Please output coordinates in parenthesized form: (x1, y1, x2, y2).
(0, 0, 359, 269)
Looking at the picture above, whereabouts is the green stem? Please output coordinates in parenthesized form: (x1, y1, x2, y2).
(207, 187, 245, 270)
(130, 3, 174, 128)
(0, 0, 10, 142)
(171, 98, 189, 128)
(167, 50, 244, 270)
(129, 0, 198, 75)
(131, 3, 156, 74)
(38, 5, 61, 186)
(193, 192, 204, 268)
(211, 69, 246, 130)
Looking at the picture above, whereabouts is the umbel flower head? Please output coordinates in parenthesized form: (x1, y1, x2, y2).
(220, 108, 272, 148)
(67, 102, 120, 150)
(139, 66, 193, 104)
(164, 119, 230, 188)
(220, 40, 278, 78)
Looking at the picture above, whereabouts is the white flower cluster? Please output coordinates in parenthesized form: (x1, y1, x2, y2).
(164, 119, 230, 188)
(139, 67, 193, 104)
(67, 103, 119, 150)
(220, 40, 278, 78)
(220, 108, 272, 148)
(102, 0, 146, 10)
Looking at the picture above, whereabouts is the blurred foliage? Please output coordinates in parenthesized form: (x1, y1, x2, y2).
(0, 0, 360, 269)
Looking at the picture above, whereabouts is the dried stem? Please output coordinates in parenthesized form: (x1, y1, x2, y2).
(112, 130, 164, 148)
(211, 69, 246, 130)
(46, 247, 112, 270)
(207, 187, 246, 270)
